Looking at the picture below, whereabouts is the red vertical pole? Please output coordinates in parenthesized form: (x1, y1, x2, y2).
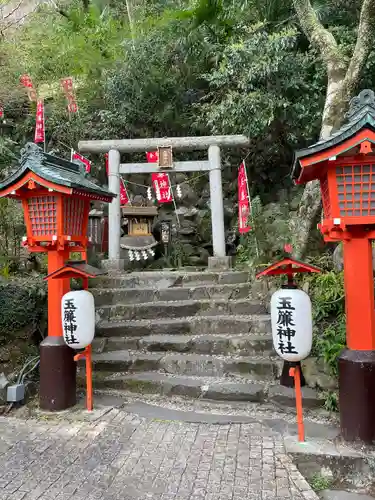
(83, 271, 93, 411)
(48, 250, 70, 337)
(343, 237, 375, 350)
(340, 237, 375, 442)
(86, 344, 93, 412)
(290, 366, 305, 442)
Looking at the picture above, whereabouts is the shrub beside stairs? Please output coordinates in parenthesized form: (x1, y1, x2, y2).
(85, 270, 321, 407)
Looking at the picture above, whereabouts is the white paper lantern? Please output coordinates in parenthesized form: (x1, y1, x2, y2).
(61, 290, 95, 349)
(270, 288, 312, 362)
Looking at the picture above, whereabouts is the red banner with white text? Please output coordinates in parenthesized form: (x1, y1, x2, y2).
(120, 178, 129, 205)
(61, 77, 78, 113)
(146, 151, 172, 203)
(72, 151, 91, 173)
(34, 99, 45, 144)
(238, 161, 251, 233)
(151, 172, 172, 203)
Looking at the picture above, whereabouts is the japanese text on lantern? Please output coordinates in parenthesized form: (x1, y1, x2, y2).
(63, 298, 79, 346)
(277, 296, 298, 355)
(61, 77, 78, 113)
(238, 161, 251, 233)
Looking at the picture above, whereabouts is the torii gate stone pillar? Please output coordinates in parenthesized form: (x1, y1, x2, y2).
(79, 135, 250, 271)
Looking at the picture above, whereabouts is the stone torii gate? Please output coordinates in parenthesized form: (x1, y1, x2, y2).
(78, 135, 250, 270)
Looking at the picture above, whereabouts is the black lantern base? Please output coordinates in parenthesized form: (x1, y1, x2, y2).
(280, 361, 306, 387)
(39, 336, 76, 411)
(339, 349, 375, 443)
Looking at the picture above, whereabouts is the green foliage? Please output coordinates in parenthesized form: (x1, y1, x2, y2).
(321, 389, 339, 412)
(307, 270, 346, 378)
(310, 472, 333, 492)
(0, 278, 47, 344)
(0, 0, 373, 269)
(235, 195, 295, 267)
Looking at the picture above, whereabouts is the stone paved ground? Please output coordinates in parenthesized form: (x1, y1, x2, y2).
(0, 408, 318, 500)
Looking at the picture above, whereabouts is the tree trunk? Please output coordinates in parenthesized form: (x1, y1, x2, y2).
(291, 0, 375, 258)
(293, 75, 346, 258)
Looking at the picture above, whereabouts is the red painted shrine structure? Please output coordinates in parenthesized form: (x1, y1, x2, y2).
(292, 89, 375, 442)
(0, 143, 114, 410)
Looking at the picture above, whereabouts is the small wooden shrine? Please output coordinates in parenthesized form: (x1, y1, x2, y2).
(120, 205, 158, 261)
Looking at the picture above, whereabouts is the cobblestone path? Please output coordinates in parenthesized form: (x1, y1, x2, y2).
(0, 409, 318, 500)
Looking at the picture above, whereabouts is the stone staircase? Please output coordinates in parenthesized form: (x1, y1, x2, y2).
(86, 269, 320, 407)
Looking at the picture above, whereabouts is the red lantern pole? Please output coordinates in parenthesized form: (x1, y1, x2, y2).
(289, 366, 305, 442)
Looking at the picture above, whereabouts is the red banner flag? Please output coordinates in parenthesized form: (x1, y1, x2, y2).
(0, 107, 4, 119)
(72, 150, 91, 173)
(20, 74, 37, 101)
(146, 152, 172, 203)
(151, 172, 172, 203)
(104, 153, 129, 204)
(61, 77, 78, 113)
(238, 161, 251, 233)
(120, 178, 129, 205)
(34, 99, 45, 144)
(20, 74, 33, 88)
(146, 151, 158, 163)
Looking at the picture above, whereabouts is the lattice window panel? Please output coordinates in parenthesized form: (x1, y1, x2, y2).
(320, 176, 331, 218)
(336, 165, 375, 217)
(28, 196, 57, 236)
(64, 198, 85, 235)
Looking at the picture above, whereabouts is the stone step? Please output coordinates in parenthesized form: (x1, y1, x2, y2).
(96, 314, 272, 337)
(82, 371, 321, 407)
(92, 333, 274, 356)
(90, 350, 281, 379)
(91, 282, 254, 306)
(96, 299, 267, 322)
(93, 270, 251, 289)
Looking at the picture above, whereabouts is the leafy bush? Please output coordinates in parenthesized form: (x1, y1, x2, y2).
(235, 196, 295, 267)
(307, 270, 346, 378)
(0, 277, 47, 345)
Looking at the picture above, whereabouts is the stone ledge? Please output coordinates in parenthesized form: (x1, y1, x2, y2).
(208, 256, 233, 270)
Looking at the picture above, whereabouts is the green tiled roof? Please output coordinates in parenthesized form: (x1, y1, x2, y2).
(292, 89, 375, 180)
(0, 142, 115, 201)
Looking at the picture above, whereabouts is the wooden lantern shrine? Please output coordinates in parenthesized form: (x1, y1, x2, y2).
(121, 205, 158, 262)
(0, 143, 114, 411)
(292, 89, 375, 442)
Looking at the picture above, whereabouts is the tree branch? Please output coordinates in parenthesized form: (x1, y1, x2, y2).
(2, 0, 23, 21)
(342, 0, 375, 98)
(292, 0, 346, 77)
